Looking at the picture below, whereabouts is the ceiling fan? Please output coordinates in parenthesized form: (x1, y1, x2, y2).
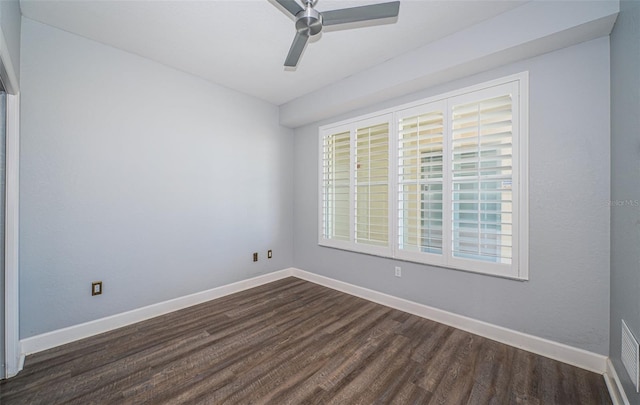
(274, 0, 401, 67)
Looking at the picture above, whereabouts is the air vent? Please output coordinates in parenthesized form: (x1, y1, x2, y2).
(622, 320, 640, 392)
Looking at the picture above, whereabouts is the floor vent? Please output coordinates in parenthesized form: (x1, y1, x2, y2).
(622, 320, 640, 392)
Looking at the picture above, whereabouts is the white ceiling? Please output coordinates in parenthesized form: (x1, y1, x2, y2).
(19, 0, 526, 105)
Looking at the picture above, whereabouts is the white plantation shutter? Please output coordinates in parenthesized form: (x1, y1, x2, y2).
(450, 89, 516, 266)
(319, 74, 527, 279)
(397, 105, 445, 257)
(321, 130, 351, 241)
(355, 122, 389, 247)
(320, 115, 392, 255)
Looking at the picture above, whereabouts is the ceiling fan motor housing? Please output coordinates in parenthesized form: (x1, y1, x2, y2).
(277, 0, 400, 67)
(296, 6, 323, 36)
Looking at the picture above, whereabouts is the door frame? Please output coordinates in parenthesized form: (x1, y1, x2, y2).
(0, 28, 20, 378)
(4, 92, 19, 377)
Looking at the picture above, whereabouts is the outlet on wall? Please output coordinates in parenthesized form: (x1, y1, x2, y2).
(91, 281, 102, 296)
(394, 266, 401, 277)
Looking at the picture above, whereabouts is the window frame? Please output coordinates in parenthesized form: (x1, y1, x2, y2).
(318, 72, 529, 280)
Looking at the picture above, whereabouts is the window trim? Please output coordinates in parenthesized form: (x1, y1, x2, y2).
(318, 72, 529, 281)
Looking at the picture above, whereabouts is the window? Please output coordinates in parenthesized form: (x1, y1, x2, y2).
(319, 74, 528, 279)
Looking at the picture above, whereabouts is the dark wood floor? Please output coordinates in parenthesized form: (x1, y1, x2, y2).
(1, 277, 611, 404)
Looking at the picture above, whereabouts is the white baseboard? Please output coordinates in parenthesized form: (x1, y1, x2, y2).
(20, 269, 295, 357)
(19, 266, 608, 379)
(605, 358, 632, 405)
(290, 268, 608, 374)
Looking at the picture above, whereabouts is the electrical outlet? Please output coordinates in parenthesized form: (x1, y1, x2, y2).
(91, 281, 103, 296)
(253, 252, 258, 262)
(394, 266, 401, 277)
(267, 250, 273, 259)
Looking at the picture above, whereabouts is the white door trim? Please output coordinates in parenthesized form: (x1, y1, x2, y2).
(4, 92, 19, 377)
(0, 22, 20, 377)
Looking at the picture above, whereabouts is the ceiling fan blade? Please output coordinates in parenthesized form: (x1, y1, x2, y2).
(322, 1, 400, 26)
(274, 0, 304, 17)
(284, 32, 309, 67)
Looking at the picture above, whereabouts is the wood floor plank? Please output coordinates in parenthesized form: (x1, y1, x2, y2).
(416, 328, 469, 393)
(266, 312, 399, 404)
(157, 314, 341, 403)
(322, 334, 410, 404)
(121, 287, 350, 403)
(346, 334, 415, 404)
(507, 349, 542, 404)
(377, 360, 427, 404)
(465, 339, 513, 405)
(0, 277, 612, 405)
(427, 332, 483, 405)
(210, 306, 395, 403)
(316, 313, 399, 392)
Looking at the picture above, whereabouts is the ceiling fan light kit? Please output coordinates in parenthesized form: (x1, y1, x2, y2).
(275, 0, 401, 67)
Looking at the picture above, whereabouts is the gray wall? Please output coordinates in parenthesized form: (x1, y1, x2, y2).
(610, 1, 640, 402)
(19, 18, 294, 338)
(293, 37, 611, 355)
(0, 0, 20, 86)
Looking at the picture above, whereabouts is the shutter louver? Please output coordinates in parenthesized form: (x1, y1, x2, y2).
(322, 131, 351, 241)
(451, 94, 513, 264)
(398, 110, 444, 254)
(355, 123, 389, 246)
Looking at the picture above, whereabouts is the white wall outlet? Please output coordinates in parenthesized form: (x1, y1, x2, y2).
(394, 266, 401, 277)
